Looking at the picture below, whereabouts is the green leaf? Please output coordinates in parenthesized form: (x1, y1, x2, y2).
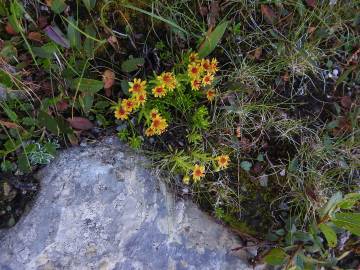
(17, 152, 31, 173)
(0, 70, 13, 88)
(332, 212, 360, 236)
(82, 0, 96, 11)
(32, 43, 58, 58)
(50, 0, 66, 14)
(121, 57, 145, 73)
(83, 25, 96, 58)
(319, 223, 337, 248)
(337, 193, 360, 209)
(198, 21, 229, 58)
(264, 248, 288, 266)
(67, 16, 81, 49)
(240, 161, 252, 171)
(80, 94, 94, 115)
(38, 110, 59, 135)
(319, 192, 342, 218)
(3, 107, 18, 122)
(70, 78, 104, 94)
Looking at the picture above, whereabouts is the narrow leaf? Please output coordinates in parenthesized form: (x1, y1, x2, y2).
(198, 21, 228, 58)
(319, 223, 337, 248)
(70, 78, 104, 94)
(44, 25, 70, 48)
(333, 212, 360, 236)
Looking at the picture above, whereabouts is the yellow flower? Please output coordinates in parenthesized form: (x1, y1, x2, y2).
(191, 79, 202, 91)
(202, 73, 214, 86)
(152, 85, 167, 98)
(189, 52, 199, 63)
(216, 155, 230, 169)
(133, 90, 147, 106)
(151, 115, 168, 135)
(206, 89, 216, 101)
(183, 175, 190, 185)
(121, 98, 136, 112)
(145, 127, 155, 137)
(114, 105, 128, 120)
(129, 78, 146, 94)
(150, 108, 159, 120)
(157, 72, 177, 91)
(192, 164, 205, 181)
(209, 58, 219, 74)
(188, 62, 203, 79)
(201, 59, 212, 73)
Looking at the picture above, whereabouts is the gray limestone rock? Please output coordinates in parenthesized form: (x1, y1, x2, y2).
(0, 137, 253, 270)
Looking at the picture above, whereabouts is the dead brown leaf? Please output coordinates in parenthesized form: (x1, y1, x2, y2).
(67, 117, 93, 130)
(0, 119, 20, 129)
(28, 32, 42, 42)
(254, 47, 262, 60)
(261, 5, 277, 24)
(209, 1, 220, 28)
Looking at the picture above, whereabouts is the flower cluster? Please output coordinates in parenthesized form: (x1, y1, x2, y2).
(187, 53, 218, 95)
(152, 72, 177, 98)
(145, 109, 168, 136)
(114, 52, 219, 138)
(114, 78, 147, 120)
(183, 154, 230, 185)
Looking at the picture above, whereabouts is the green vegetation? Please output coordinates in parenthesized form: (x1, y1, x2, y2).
(0, 0, 359, 268)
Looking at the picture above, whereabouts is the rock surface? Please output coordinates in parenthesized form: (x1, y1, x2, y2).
(0, 138, 253, 270)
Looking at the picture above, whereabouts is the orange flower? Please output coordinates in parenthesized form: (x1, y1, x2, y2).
(189, 52, 199, 63)
(152, 85, 167, 98)
(202, 73, 214, 86)
(157, 72, 177, 91)
(191, 79, 202, 91)
(145, 127, 155, 137)
(121, 98, 135, 112)
(192, 164, 205, 181)
(188, 62, 203, 78)
(206, 89, 216, 101)
(114, 106, 128, 120)
(216, 155, 230, 169)
(150, 109, 159, 120)
(129, 78, 146, 94)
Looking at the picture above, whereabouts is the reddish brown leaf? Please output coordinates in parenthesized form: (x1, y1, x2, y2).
(305, 0, 316, 8)
(261, 5, 277, 24)
(0, 119, 20, 129)
(340, 96, 352, 109)
(38, 16, 48, 29)
(55, 100, 68, 112)
(199, 5, 208, 17)
(5, 23, 17, 35)
(252, 162, 264, 174)
(67, 117, 93, 130)
(28, 32, 42, 42)
(332, 117, 352, 136)
(102, 69, 115, 89)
